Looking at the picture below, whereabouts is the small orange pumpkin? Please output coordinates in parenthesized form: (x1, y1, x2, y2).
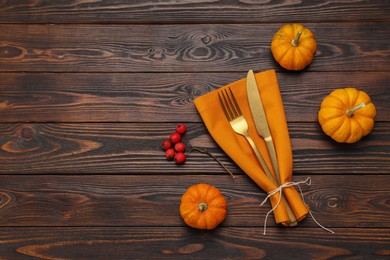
(180, 183, 227, 230)
(271, 24, 317, 70)
(318, 88, 376, 143)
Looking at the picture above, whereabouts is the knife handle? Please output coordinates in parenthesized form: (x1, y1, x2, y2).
(265, 137, 281, 185)
(245, 135, 298, 225)
(265, 138, 298, 225)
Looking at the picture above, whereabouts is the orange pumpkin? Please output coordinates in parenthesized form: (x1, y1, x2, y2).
(180, 183, 227, 229)
(318, 88, 376, 143)
(271, 24, 317, 70)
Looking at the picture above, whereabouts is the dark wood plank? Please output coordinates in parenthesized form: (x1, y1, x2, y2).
(0, 23, 389, 72)
(0, 227, 388, 259)
(0, 175, 389, 228)
(0, 72, 388, 122)
(0, 0, 388, 23)
(290, 122, 390, 174)
(0, 122, 388, 174)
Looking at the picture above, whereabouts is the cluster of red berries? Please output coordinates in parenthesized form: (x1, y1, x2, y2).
(161, 124, 187, 164)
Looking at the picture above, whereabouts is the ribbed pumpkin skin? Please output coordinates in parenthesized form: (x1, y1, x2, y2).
(180, 183, 227, 230)
(318, 88, 376, 143)
(271, 24, 317, 70)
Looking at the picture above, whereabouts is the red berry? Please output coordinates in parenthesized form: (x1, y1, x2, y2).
(169, 132, 181, 144)
(176, 124, 187, 135)
(174, 142, 186, 153)
(165, 148, 175, 161)
(174, 152, 186, 164)
(161, 140, 172, 150)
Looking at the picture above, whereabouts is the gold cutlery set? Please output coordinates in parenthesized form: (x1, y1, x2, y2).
(218, 70, 298, 226)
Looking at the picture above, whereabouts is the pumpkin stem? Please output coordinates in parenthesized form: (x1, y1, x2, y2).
(346, 102, 366, 117)
(291, 31, 302, 47)
(198, 202, 208, 212)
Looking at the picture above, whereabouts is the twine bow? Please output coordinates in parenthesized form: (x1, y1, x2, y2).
(260, 177, 334, 235)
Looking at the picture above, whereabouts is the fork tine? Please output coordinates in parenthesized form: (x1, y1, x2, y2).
(221, 89, 235, 120)
(218, 91, 232, 121)
(228, 87, 242, 116)
(224, 88, 238, 119)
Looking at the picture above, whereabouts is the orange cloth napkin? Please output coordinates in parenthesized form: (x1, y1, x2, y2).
(194, 69, 309, 225)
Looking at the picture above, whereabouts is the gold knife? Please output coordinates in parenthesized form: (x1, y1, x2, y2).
(246, 70, 281, 185)
(246, 70, 297, 226)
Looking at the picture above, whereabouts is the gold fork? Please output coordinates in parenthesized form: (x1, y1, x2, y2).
(218, 87, 275, 182)
(218, 87, 297, 226)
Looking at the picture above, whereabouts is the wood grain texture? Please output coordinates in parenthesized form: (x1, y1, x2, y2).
(0, 227, 388, 259)
(0, 175, 389, 228)
(0, 0, 389, 23)
(0, 1, 389, 258)
(0, 72, 388, 123)
(0, 122, 388, 174)
(0, 23, 389, 72)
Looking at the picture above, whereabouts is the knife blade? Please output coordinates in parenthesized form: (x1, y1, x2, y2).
(246, 70, 281, 185)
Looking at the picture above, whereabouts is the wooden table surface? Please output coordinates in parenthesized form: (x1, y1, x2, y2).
(0, 1, 389, 259)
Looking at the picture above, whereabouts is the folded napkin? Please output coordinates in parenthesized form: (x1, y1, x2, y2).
(194, 70, 309, 225)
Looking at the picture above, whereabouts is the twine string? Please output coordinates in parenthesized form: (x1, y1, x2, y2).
(260, 177, 334, 235)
